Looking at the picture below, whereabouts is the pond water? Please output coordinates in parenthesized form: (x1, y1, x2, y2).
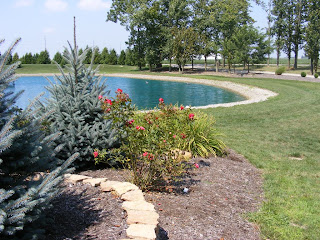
(13, 76, 245, 109)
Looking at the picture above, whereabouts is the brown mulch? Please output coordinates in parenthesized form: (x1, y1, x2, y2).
(45, 149, 263, 240)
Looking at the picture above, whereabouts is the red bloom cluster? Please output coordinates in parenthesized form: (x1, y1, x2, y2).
(143, 152, 154, 160)
(159, 98, 164, 103)
(93, 151, 99, 158)
(180, 105, 184, 110)
(189, 113, 195, 120)
(117, 88, 123, 93)
(98, 95, 103, 100)
(136, 126, 145, 130)
(194, 163, 199, 168)
(181, 133, 186, 139)
(104, 99, 112, 105)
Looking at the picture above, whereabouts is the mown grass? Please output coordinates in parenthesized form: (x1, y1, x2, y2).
(15, 64, 320, 239)
(189, 75, 320, 240)
(15, 64, 140, 74)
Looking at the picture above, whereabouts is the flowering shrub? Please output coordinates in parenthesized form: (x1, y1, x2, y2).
(95, 94, 225, 190)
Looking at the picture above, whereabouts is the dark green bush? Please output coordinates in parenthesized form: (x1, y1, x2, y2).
(314, 73, 319, 78)
(275, 66, 286, 75)
(301, 72, 306, 77)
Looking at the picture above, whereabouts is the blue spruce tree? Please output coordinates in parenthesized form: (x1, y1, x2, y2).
(41, 40, 117, 168)
(0, 39, 78, 239)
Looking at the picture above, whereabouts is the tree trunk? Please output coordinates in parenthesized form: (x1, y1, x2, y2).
(169, 58, 172, 72)
(315, 58, 318, 73)
(310, 58, 314, 75)
(182, 65, 184, 74)
(248, 62, 250, 73)
(288, 55, 291, 69)
(294, 45, 299, 69)
(205, 56, 207, 71)
(191, 58, 194, 71)
(215, 56, 218, 73)
(276, 47, 280, 67)
(223, 58, 226, 68)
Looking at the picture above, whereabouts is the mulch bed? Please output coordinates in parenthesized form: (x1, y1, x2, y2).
(45, 149, 263, 240)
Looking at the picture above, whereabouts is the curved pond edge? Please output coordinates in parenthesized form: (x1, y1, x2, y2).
(104, 73, 278, 109)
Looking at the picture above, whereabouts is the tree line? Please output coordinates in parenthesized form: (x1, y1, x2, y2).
(106, 0, 320, 74)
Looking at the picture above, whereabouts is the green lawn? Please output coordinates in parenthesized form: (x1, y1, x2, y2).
(15, 64, 320, 239)
(191, 75, 320, 240)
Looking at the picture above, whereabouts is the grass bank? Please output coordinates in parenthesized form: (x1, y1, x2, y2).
(191, 75, 319, 240)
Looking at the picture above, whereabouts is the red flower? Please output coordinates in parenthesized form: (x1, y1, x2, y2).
(93, 151, 99, 158)
(194, 163, 200, 169)
(143, 152, 148, 157)
(117, 88, 123, 93)
(181, 133, 186, 139)
(98, 95, 103, 100)
(159, 98, 164, 103)
(180, 105, 184, 110)
(140, 126, 145, 130)
(173, 135, 177, 138)
(128, 119, 134, 125)
(189, 113, 195, 120)
(136, 126, 140, 130)
(105, 99, 112, 105)
(148, 154, 154, 160)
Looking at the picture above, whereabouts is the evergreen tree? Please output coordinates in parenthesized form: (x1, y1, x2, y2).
(118, 50, 126, 65)
(0, 39, 78, 239)
(108, 49, 118, 65)
(100, 47, 109, 64)
(40, 42, 117, 167)
(93, 47, 101, 64)
(84, 46, 92, 64)
(37, 50, 50, 64)
(53, 51, 63, 64)
(125, 49, 135, 66)
(12, 53, 19, 63)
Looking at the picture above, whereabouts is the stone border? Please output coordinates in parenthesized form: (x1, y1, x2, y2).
(103, 73, 278, 109)
(64, 174, 159, 240)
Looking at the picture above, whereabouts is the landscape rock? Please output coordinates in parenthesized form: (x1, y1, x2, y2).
(126, 224, 157, 240)
(64, 174, 92, 184)
(83, 178, 107, 187)
(112, 182, 139, 196)
(122, 201, 155, 212)
(121, 189, 145, 201)
(100, 180, 121, 192)
(126, 210, 159, 225)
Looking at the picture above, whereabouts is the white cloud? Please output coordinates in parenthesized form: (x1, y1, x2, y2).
(77, 0, 111, 11)
(45, 0, 68, 12)
(14, 0, 34, 7)
(43, 27, 55, 34)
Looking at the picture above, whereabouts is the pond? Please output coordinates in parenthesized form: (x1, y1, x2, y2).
(13, 76, 245, 109)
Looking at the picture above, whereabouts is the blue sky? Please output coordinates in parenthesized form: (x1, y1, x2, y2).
(0, 0, 269, 58)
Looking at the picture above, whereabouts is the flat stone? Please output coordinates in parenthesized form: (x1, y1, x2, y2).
(65, 174, 92, 184)
(83, 178, 107, 187)
(122, 201, 155, 212)
(121, 189, 145, 201)
(127, 210, 159, 225)
(120, 238, 150, 240)
(126, 224, 157, 240)
(100, 181, 121, 192)
(112, 182, 139, 196)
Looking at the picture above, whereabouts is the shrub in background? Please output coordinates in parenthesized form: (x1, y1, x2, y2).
(301, 72, 307, 77)
(95, 96, 225, 190)
(39, 42, 117, 168)
(0, 39, 78, 239)
(314, 73, 318, 78)
(275, 66, 286, 75)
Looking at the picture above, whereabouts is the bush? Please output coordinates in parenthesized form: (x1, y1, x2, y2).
(95, 96, 225, 190)
(275, 66, 286, 75)
(314, 73, 319, 78)
(301, 72, 306, 77)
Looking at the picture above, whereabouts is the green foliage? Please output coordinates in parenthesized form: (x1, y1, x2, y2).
(275, 66, 286, 75)
(118, 50, 126, 65)
(314, 73, 318, 78)
(53, 51, 63, 64)
(0, 38, 77, 239)
(37, 50, 50, 64)
(107, 49, 118, 65)
(40, 42, 117, 168)
(95, 94, 224, 190)
(300, 71, 306, 77)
